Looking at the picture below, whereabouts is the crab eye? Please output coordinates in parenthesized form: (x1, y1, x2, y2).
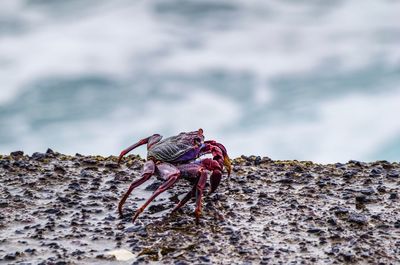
(193, 137, 201, 145)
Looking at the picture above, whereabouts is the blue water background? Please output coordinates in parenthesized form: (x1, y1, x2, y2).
(0, 0, 400, 163)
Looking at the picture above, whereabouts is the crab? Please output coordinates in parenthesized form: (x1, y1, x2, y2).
(117, 128, 231, 224)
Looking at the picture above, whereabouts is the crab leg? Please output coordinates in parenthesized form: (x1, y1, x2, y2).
(118, 134, 162, 164)
(131, 163, 180, 223)
(170, 163, 201, 213)
(172, 159, 222, 221)
(171, 184, 197, 214)
(118, 160, 155, 217)
(194, 169, 207, 224)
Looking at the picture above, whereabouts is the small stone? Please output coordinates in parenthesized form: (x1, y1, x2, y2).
(370, 214, 381, 221)
(32, 152, 46, 161)
(104, 214, 116, 221)
(341, 252, 355, 262)
(145, 181, 162, 191)
(46, 148, 55, 154)
(80, 171, 93, 178)
(68, 182, 82, 191)
(4, 252, 21, 260)
(332, 207, 350, 215)
(54, 165, 66, 174)
(125, 225, 144, 233)
(377, 185, 386, 192)
(387, 171, 399, 178)
(0, 200, 9, 208)
(317, 180, 326, 188)
(348, 160, 362, 166)
(343, 170, 356, 179)
(327, 218, 337, 226)
(278, 178, 293, 184)
(242, 187, 255, 194)
(175, 261, 189, 265)
(370, 168, 382, 175)
(25, 248, 36, 254)
(199, 256, 211, 262)
(83, 159, 98, 165)
(293, 165, 304, 173)
(335, 163, 345, 168)
(246, 174, 259, 180)
(137, 230, 148, 237)
(45, 208, 61, 215)
(10, 151, 24, 157)
(148, 204, 167, 214)
(355, 195, 370, 204)
(360, 187, 375, 195)
(72, 250, 85, 256)
(348, 213, 368, 225)
(105, 162, 119, 169)
(389, 193, 398, 200)
(307, 227, 324, 234)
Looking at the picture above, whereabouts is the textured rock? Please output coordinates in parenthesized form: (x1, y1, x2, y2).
(0, 153, 399, 264)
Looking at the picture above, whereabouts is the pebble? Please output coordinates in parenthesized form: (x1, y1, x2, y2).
(3, 252, 21, 260)
(31, 152, 46, 161)
(0, 199, 9, 208)
(360, 187, 375, 195)
(387, 171, 399, 178)
(68, 182, 82, 191)
(348, 213, 368, 225)
(145, 181, 162, 191)
(242, 187, 256, 194)
(307, 227, 324, 234)
(254, 156, 262, 166)
(148, 203, 168, 213)
(355, 195, 370, 204)
(332, 207, 350, 215)
(370, 168, 382, 175)
(10, 151, 24, 157)
(342, 170, 357, 179)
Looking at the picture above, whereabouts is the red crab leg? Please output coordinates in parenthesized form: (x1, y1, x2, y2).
(118, 134, 162, 164)
(172, 159, 222, 217)
(131, 163, 180, 223)
(171, 184, 197, 214)
(171, 163, 201, 213)
(118, 160, 155, 217)
(194, 169, 207, 224)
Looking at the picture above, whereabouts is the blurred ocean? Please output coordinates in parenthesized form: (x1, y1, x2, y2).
(0, 0, 400, 163)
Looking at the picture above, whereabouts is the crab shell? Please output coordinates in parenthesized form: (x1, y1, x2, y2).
(147, 129, 205, 163)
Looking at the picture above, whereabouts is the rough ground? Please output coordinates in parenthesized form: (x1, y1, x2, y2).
(0, 150, 399, 264)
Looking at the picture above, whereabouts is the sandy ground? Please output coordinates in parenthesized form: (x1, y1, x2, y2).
(0, 150, 399, 264)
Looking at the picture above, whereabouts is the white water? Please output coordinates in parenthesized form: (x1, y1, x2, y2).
(0, 0, 400, 163)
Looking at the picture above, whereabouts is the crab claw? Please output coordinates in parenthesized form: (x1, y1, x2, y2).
(210, 169, 222, 193)
(223, 154, 232, 177)
(213, 142, 231, 177)
(204, 140, 231, 177)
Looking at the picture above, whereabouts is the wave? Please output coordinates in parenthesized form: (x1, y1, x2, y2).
(0, 0, 400, 162)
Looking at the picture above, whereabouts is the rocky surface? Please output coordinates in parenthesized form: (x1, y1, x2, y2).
(0, 150, 399, 264)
